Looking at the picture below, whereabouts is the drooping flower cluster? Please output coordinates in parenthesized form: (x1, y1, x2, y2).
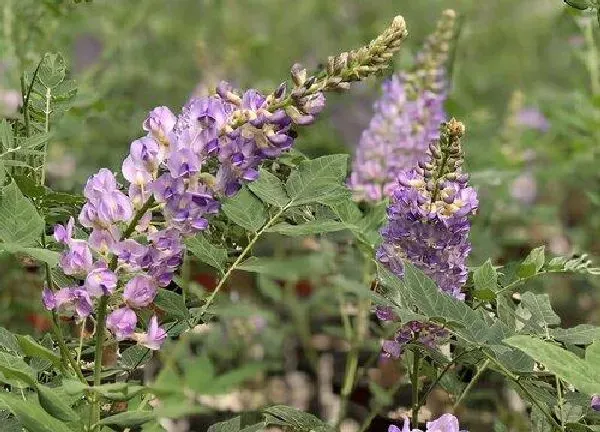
(376, 119, 478, 357)
(389, 413, 466, 432)
(43, 15, 410, 352)
(349, 10, 456, 202)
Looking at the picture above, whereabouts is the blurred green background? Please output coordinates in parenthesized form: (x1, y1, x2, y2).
(0, 0, 599, 336)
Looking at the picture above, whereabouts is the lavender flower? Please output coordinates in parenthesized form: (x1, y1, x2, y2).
(46, 15, 410, 351)
(592, 395, 600, 412)
(377, 119, 477, 356)
(349, 10, 456, 203)
(106, 308, 137, 341)
(136, 316, 167, 351)
(390, 413, 465, 432)
(515, 107, 550, 133)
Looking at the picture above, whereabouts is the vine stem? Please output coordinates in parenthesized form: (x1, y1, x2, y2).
(411, 347, 421, 426)
(452, 358, 489, 410)
(556, 376, 565, 431)
(199, 205, 286, 317)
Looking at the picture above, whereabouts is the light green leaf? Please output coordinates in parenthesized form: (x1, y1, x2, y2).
(97, 411, 154, 427)
(0, 393, 74, 432)
(266, 220, 347, 236)
(20, 133, 53, 150)
(518, 246, 545, 278)
(208, 414, 266, 432)
(186, 234, 227, 274)
(505, 335, 600, 395)
(36, 386, 78, 422)
(0, 180, 45, 246)
(38, 53, 66, 89)
(0, 327, 23, 355)
(183, 355, 215, 394)
(551, 324, 600, 345)
(248, 168, 289, 208)
(585, 341, 600, 365)
(154, 290, 188, 320)
(222, 187, 267, 232)
(0, 352, 37, 388)
(473, 260, 499, 298)
(16, 335, 61, 368)
(520, 292, 560, 329)
(286, 154, 349, 206)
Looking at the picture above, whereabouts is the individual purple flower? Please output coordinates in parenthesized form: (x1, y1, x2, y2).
(143, 106, 177, 146)
(377, 120, 476, 354)
(592, 395, 600, 412)
(43, 287, 92, 319)
(130, 136, 163, 171)
(114, 239, 148, 270)
(123, 275, 157, 308)
(85, 263, 118, 297)
(59, 240, 93, 276)
(394, 413, 465, 432)
(136, 315, 167, 350)
(106, 308, 137, 341)
(53, 217, 75, 244)
(83, 168, 118, 199)
(88, 228, 119, 254)
(122, 155, 153, 187)
(515, 107, 550, 133)
(167, 148, 201, 178)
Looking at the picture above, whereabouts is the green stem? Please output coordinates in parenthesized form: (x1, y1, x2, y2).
(556, 376, 565, 431)
(199, 206, 286, 316)
(584, 18, 600, 96)
(335, 258, 372, 430)
(411, 347, 421, 426)
(452, 358, 489, 410)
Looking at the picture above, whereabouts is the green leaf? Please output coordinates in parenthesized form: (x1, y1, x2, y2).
(222, 187, 267, 232)
(248, 168, 289, 208)
(518, 246, 545, 278)
(0, 352, 37, 388)
(20, 133, 53, 150)
(264, 405, 333, 432)
(520, 292, 560, 329)
(209, 363, 266, 394)
(154, 290, 188, 320)
(0, 245, 60, 267)
(97, 411, 154, 427)
(16, 335, 62, 368)
(286, 154, 349, 206)
(36, 386, 78, 422)
(505, 335, 600, 395)
(377, 263, 489, 345)
(473, 260, 499, 299)
(551, 324, 600, 345)
(183, 354, 215, 394)
(0, 180, 45, 246)
(585, 340, 600, 365)
(208, 413, 266, 432)
(0, 393, 74, 432)
(185, 234, 227, 274)
(38, 53, 66, 89)
(118, 345, 152, 371)
(0, 327, 23, 355)
(266, 220, 347, 236)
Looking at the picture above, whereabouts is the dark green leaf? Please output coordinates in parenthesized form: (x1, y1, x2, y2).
(97, 411, 154, 427)
(118, 345, 152, 371)
(0, 393, 74, 432)
(264, 405, 333, 432)
(518, 246, 545, 278)
(286, 154, 349, 206)
(473, 259, 499, 298)
(36, 386, 78, 422)
(0, 180, 45, 246)
(154, 290, 188, 320)
(520, 292, 560, 329)
(266, 220, 347, 236)
(0, 327, 23, 355)
(16, 335, 62, 368)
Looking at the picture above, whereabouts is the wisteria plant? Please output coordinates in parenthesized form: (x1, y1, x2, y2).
(0, 6, 599, 432)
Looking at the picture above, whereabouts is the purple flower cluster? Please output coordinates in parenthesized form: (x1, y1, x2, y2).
(348, 74, 446, 202)
(44, 81, 325, 351)
(376, 120, 478, 357)
(348, 10, 455, 203)
(389, 413, 465, 432)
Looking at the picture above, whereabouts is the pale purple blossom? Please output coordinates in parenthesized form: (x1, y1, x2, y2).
(392, 413, 465, 432)
(106, 308, 137, 341)
(123, 275, 157, 308)
(137, 315, 167, 351)
(592, 395, 600, 412)
(515, 107, 550, 133)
